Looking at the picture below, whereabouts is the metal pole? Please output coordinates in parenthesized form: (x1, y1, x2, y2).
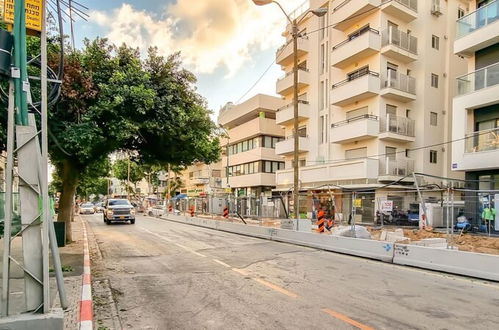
(40, 1, 51, 312)
(446, 187, 450, 249)
(127, 154, 130, 200)
(1, 82, 15, 316)
(351, 192, 356, 237)
(292, 19, 300, 226)
(413, 173, 427, 229)
(450, 185, 455, 248)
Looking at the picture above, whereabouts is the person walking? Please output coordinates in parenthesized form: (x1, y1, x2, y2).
(482, 204, 496, 232)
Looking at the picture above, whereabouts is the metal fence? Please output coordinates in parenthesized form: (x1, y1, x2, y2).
(0, 192, 22, 237)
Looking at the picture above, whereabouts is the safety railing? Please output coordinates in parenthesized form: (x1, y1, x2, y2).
(382, 70, 416, 94)
(379, 157, 414, 176)
(381, 27, 418, 54)
(380, 115, 415, 137)
(277, 99, 309, 112)
(382, 0, 417, 12)
(456, 0, 499, 38)
(331, 114, 378, 127)
(465, 128, 499, 153)
(332, 27, 379, 50)
(332, 70, 379, 89)
(456, 62, 499, 95)
(277, 67, 310, 81)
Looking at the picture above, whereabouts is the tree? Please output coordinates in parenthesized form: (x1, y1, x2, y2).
(112, 158, 145, 194)
(49, 39, 219, 242)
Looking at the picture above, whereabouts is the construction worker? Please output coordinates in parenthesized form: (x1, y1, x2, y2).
(482, 204, 496, 232)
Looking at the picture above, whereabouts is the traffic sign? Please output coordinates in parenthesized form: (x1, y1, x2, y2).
(2, 0, 44, 33)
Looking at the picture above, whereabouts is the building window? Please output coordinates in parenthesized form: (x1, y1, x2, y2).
(431, 35, 439, 50)
(431, 74, 439, 88)
(430, 112, 438, 126)
(458, 8, 465, 18)
(345, 147, 367, 160)
(430, 150, 438, 164)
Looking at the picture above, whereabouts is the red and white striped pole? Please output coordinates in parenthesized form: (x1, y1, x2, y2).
(80, 222, 93, 330)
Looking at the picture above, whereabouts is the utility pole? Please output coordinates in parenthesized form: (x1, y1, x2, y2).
(127, 153, 131, 199)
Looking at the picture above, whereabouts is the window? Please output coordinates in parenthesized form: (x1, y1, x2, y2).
(386, 147, 397, 160)
(431, 74, 439, 88)
(319, 81, 325, 109)
(346, 147, 367, 160)
(458, 8, 465, 19)
(430, 150, 438, 164)
(386, 104, 397, 117)
(264, 136, 272, 148)
(298, 127, 307, 137)
(432, 35, 439, 50)
(347, 106, 368, 120)
(430, 112, 438, 126)
(320, 115, 325, 144)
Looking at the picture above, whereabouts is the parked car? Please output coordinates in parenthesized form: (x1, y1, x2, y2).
(147, 204, 166, 217)
(94, 202, 105, 213)
(104, 199, 135, 224)
(79, 203, 95, 215)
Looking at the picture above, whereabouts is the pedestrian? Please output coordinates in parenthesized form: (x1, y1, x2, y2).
(482, 204, 496, 232)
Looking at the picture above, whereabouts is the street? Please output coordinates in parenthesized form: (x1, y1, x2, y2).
(85, 214, 499, 330)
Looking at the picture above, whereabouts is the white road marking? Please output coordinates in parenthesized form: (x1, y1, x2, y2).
(212, 259, 231, 268)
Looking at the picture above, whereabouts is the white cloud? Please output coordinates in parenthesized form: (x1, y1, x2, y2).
(89, 0, 305, 77)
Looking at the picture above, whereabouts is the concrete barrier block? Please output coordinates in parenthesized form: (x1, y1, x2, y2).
(272, 229, 394, 262)
(217, 221, 272, 239)
(393, 244, 499, 281)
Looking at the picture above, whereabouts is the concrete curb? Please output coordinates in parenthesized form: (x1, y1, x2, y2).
(79, 221, 93, 330)
(159, 214, 499, 282)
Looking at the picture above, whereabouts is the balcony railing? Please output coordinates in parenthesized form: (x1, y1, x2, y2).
(379, 157, 414, 177)
(331, 114, 378, 127)
(465, 128, 499, 153)
(332, 27, 379, 50)
(276, 36, 309, 55)
(457, 0, 499, 38)
(456, 62, 499, 95)
(382, 0, 417, 12)
(382, 27, 417, 54)
(277, 67, 310, 81)
(332, 70, 379, 89)
(277, 99, 309, 112)
(380, 115, 415, 137)
(382, 70, 416, 94)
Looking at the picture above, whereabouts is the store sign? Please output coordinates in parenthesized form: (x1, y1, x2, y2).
(2, 0, 44, 32)
(354, 199, 362, 208)
(380, 200, 394, 212)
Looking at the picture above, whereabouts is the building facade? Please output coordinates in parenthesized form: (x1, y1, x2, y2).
(179, 161, 223, 197)
(451, 0, 499, 225)
(218, 94, 286, 197)
(272, 0, 469, 221)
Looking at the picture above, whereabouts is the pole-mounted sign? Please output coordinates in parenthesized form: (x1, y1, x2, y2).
(1, 0, 43, 33)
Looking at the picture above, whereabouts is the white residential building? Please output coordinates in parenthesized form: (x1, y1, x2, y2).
(272, 0, 469, 221)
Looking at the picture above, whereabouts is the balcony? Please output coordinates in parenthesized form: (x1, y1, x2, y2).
(380, 71, 416, 103)
(378, 157, 415, 182)
(332, 0, 381, 31)
(379, 115, 415, 142)
(229, 117, 284, 143)
(331, 71, 380, 107)
(276, 158, 380, 187)
(455, 0, 499, 56)
(276, 100, 310, 126)
(190, 177, 210, 186)
(456, 62, 499, 97)
(381, 0, 418, 22)
(276, 37, 310, 66)
(465, 128, 499, 154)
(276, 68, 311, 96)
(453, 128, 499, 171)
(381, 27, 418, 63)
(330, 115, 379, 144)
(275, 136, 310, 156)
(226, 173, 277, 189)
(331, 28, 381, 69)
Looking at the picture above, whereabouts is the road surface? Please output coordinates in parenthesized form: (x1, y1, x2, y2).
(84, 214, 499, 329)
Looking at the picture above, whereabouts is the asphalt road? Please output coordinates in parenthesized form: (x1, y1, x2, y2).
(84, 214, 499, 330)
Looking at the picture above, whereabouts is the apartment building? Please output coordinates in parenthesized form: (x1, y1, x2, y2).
(452, 0, 499, 225)
(179, 162, 223, 197)
(273, 0, 468, 221)
(218, 94, 286, 197)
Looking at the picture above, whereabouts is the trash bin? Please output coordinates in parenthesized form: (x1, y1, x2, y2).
(53, 221, 66, 247)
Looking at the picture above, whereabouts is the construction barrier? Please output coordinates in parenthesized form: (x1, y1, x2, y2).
(223, 207, 229, 219)
(159, 214, 499, 282)
(317, 210, 325, 233)
(189, 206, 195, 217)
(393, 244, 499, 281)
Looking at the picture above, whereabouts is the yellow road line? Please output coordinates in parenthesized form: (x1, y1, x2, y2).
(322, 308, 374, 330)
(213, 259, 231, 268)
(253, 278, 298, 298)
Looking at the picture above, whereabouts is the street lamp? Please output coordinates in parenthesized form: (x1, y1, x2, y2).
(253, 1, 327, 223)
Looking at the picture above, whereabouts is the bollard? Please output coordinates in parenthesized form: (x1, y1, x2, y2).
(223, 207, 229, 219)
(190, 206, 195, 217)
(317, 210, 325, 233)
(168, 205, 173, 213)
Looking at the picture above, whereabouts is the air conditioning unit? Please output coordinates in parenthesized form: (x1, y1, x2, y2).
(431, 3, 442, 16)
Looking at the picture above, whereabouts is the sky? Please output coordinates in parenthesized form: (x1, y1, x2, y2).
(68, 0, 307, 117)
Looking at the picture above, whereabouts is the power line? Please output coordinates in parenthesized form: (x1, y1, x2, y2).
(236, 58, 276, 104)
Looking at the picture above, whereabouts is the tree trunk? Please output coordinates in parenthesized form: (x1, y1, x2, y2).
(57, 159, 79, 243)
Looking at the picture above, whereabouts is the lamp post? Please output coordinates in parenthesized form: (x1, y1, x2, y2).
(252, 1, 327, 223)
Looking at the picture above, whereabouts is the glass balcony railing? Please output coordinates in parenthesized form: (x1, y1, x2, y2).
(379, 157, 414, 177)
(457, 0, 499, 38)
(456, 62, 499, 95)
(379, 115, 415, 137)
(382, 70, 416, 94)
(381, 27, 418, 54)
(465, 128, 499, 153)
